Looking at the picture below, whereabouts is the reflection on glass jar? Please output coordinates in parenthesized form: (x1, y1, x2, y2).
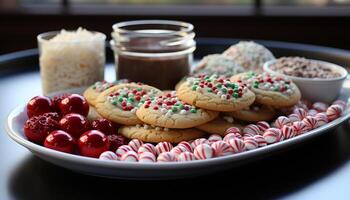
(111, 20, 196, 90)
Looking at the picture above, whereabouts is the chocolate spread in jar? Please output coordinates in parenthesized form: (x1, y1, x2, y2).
(117, 53, 191, 90)
(112, 20, 196, 90)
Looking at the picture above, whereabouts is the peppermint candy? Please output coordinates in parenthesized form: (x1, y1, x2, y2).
(288, 113, 301, 123)
(178, 152, 196, 162)
(332, 100, 346, 110)
(211, 141, 233, 157)
(292, 121, 308, 135)
(225, 127, 241, 135)
(120, 151, 138, 162)
(243, 124, 261, 136)
(128, 139, 143, 152)
(157, 152, 177, 162)
(263, 128, 279, 144)
(302, 116, 318, 130)
(312, 102, 328, 112)
(155, 142, 173, 155)
(243, 137, 258, 150)
(116, 145, 134, 158)
(138, 143, 157, 155)
(139, 152, 156, 163)
(274, 116, 292, 129)
(223, 133, 238, 142)
(208, 134, 223, 144)
(99, 151, 118, 161)
(256, 121, 270, 132)
(178, 141, 193, 152)
(293, 108, 308, 120)
(191, 138, 208, 148)
(253, 135, 267, 147)
(265, 127, 283, 142)
(315, 113, 328, 127)
(281, 125, 295, 139)
(171, 145, 190, 155)
(228, 138, 245, 153)
(326, 104, 343, 121)
(194, 144, 214, 160)
(308, 109, 318, 116)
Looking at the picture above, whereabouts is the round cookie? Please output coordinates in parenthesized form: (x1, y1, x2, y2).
(83, 81, 116, 106)
(119, 124, 205, 143)
(193, 54, 244, 77)
(136, 91, 218, 129)
(176, 74, 256, 112)
(227, 104, 276, 122)
(95, 83, 162, 125)
(223, 41, 275, 72)
(196, 115, 244, 136)
(231, 72, 301, 107)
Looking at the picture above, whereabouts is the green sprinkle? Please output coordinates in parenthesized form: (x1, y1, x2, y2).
(222, 88, 227, 94)
(190, 108, 197, 113)
(274, 87, 279, 91)
(217, 84, 222, 88)
(172, 106, 178, 112)
(112, 101, 117, 105)
(194, 82, 199, 85)
(92, 86, 96, 89)
(118, 97, 123, 102)
(253, 84, 259, 88)
(207, 88, 212, 93)
(192, 86, 197, 91)
(128, 97, 134, 102)
(233, 93, 239, 98)
(178, 104, 184, 109)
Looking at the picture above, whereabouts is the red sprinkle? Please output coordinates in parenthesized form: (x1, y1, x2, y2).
(144, 104, 150, 108)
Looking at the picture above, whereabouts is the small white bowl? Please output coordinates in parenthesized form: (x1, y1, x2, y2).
(263, 59, 348, 103)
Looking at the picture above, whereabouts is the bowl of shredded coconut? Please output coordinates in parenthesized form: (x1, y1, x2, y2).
(263, 57, 348, 103)
(37, 28, 106, 95)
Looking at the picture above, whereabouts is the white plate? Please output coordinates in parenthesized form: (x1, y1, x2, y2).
(5, 87, 350, 180)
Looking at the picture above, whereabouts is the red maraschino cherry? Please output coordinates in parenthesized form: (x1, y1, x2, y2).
(26, 96, 55, 118)
(58, 94, 89, 116)
(44, 130, 75, 153)
(78, 130, 109, 158)
(59, 113, 90, 138)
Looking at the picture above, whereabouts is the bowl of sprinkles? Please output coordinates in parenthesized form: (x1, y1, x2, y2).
(263, 57, 348, 103)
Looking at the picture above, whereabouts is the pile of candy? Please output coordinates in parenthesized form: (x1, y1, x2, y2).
(98, 99, 346, 163)
(22, 92, 346, 163)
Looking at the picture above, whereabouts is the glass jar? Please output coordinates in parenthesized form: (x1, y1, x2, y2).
(37, 29, 106, 94)
(111, 20, 196, 90)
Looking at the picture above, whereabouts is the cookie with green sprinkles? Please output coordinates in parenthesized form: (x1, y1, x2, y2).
(230, 72, 301, 107)
(176, 74, 256, 112)
(136, 91, 218, 129)
(95, 83, 162, 125)
(83, 79, 129, 106)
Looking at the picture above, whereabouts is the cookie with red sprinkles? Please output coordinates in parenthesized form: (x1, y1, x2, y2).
(176, 74, 255, 112)
(95, 83, 162, 125)
(118, 124, 205, 143)
(230, 72, 301, 107)
(83, 79, 129, 106)
(136, 91, 218, 129)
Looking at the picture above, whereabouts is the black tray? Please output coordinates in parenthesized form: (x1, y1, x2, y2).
(1, 38, 350, 200)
